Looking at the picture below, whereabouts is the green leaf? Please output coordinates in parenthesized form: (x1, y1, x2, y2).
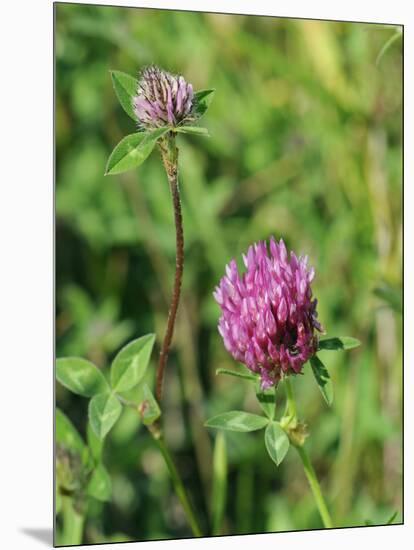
(310, 355, 334, 406)
(256, 385, 276, 419)
(215, 368, 257, 382)
(175, 126, 210, 137)
(88, 393, 122, 440)
(140, 384, 161, 426)
(105, 129, 169, 175)
(205, 411, 268, 432)
(56, 357, 109, 397)
(264, 422, 290, 466)
(211, 432, 227, 535)
(87, 463, 112, 501)
(194, 88, 215, 118)
(56, 408, 86, 455)
(318, 336, 361, 351)
(110, 333, 155, 392)
(110, 70, 138, 121)
(87, 422, 104, 462)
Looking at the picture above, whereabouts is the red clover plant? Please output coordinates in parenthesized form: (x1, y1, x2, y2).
(206, 238, 361, 528)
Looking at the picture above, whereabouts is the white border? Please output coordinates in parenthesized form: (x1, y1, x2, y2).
(1, 1, 411, 549)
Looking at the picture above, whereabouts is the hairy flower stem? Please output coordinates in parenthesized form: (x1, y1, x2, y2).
(284, 378, 333, 529)
(147, 424, 203, 537)
(156, 133, 183, 403)
(144, 133, 203, 536)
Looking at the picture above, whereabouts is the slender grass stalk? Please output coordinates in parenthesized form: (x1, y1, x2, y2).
(284, 378, 333, 529)
(211, 432, 227, 535)
(60, 496, 84, 546)
(155, 132, 184, 403)
(148, 426, 203, 537)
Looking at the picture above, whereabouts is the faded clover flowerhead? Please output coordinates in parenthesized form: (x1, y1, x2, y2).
(213, 238, 323, 389)
(133, 65, 195, 130)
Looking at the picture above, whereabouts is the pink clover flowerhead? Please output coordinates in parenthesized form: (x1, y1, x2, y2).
(214, 237, 323, 389)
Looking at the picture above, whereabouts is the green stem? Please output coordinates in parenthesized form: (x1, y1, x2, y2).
(151, 430, 203, 537)
(295, 445, 333, 528)
(284, 377, 297, 419)
(283, 377, 333, 529)
(60, 496, 84, 546)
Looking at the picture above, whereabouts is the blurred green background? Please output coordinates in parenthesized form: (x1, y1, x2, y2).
(55, 2, 403, 544)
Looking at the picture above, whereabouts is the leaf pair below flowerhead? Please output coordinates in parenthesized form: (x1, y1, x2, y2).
(205, 410, 290, 466)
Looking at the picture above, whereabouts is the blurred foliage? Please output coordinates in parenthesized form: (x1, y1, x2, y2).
(55, 3, 402, 544)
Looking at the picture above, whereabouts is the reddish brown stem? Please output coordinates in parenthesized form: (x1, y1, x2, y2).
(155, 134, 184, 403)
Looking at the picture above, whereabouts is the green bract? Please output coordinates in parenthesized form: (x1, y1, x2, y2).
(318, 336, 361, 351)
(110, 70, 138, 121)
(310, 355, 334, 406)
(140, 384, 161, 426)
(193, 89, 215, 118)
